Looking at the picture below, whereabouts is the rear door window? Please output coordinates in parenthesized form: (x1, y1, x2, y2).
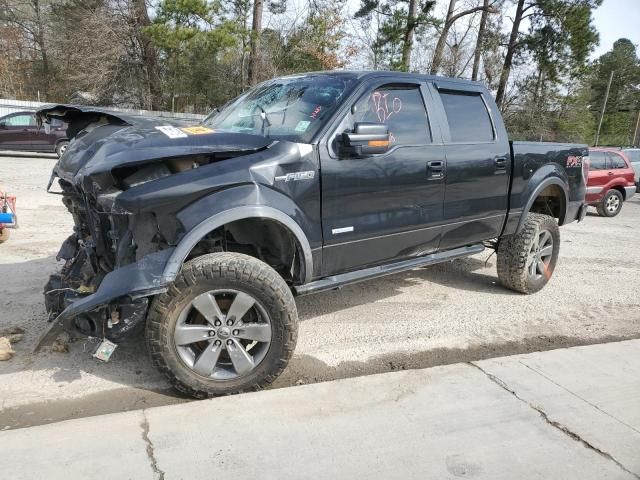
(439, 90, 494, 142)
(589, 151, 607, 170)
(608, 152, 627, 169)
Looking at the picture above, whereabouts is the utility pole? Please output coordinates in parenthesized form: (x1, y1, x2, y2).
(594, 70, 614, 147)
(633, 110, 640, 147)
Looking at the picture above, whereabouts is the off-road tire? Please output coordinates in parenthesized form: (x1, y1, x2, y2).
(55, 141, 69, 157)
(496, 213, 560, 294)
(0, 228, 9, 243)
(146, 252, 298, 398)
(596, 189, 623, 217)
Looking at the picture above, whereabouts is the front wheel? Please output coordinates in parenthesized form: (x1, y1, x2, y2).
(497, 213, 560, 294)
(146, 252, 298, 398)
(56, 141, 69, 157)
(596, 189, 623, 217)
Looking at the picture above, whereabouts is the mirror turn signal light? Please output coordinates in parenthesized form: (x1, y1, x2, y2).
(368, 140, 389, 147)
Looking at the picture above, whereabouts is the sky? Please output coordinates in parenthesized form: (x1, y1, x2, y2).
(591, 0, 640, 59)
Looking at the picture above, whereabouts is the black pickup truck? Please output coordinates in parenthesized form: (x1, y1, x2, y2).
(38, 71, 588, 397)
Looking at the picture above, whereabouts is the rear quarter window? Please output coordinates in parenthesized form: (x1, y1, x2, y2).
(609, 152, 627, 169)
(439, 90, 494, 142)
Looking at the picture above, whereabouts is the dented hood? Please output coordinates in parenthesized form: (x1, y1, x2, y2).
(37, 104, 273, 181)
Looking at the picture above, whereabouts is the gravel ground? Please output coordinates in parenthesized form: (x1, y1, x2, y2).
(1, 154, 639, 429)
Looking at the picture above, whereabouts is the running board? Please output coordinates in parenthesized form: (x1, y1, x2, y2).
(294, 243, 485, 296)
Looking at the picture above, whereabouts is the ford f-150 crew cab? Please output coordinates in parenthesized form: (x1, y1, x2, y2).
(38, 71, 588, 397)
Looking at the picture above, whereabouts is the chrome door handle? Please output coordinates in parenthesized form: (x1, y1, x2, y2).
(427, 161, 444, 179)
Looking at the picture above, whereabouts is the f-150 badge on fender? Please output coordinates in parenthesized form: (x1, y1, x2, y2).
(275, 171, 316, 182)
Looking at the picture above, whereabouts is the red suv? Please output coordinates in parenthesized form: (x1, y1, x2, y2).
(587, 148, 636, 217)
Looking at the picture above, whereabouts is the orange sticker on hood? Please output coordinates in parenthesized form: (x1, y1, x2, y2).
(181, 126, 215, 135)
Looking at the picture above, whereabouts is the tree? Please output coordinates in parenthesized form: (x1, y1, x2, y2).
(590, 39, 640, 145)
(131, 0, 161, 109)
(145, 0, 238, 110)
(429, 0, 495, 75)
(471, 0, 490, 81)
(400, 0, 417, 69)
(248, 0, 263, 85)
(355, 0, 436, 71)
(495, 0, 602, 109)
(0, 0, 58, 99)
(49, 0, 132, 105)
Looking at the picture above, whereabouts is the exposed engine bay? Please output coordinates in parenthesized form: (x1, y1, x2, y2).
(38, 105, 313, 345)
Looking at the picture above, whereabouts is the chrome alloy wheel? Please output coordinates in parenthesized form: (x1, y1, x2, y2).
(174, 289, 272, 380)
(526, 229, 553, 281)
(606, 194, 620, 214)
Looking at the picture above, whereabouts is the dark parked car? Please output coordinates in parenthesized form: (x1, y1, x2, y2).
(622, 148, 640, 189)
(37, 72, 587, 398)
(586, 148, 636, 217)
(0, 111, 69, 156)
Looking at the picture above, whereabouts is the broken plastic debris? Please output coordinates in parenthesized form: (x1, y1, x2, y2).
(0, 337, 15, 361)
(93, 339, 118, 362)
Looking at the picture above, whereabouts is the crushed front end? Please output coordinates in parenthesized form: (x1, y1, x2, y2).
(44, 172, 170, 341)
(37, 104, 272, 347)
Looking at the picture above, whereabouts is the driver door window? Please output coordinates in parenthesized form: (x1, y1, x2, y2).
(331, 85, 431, 155)
(352, 86, 432, 145)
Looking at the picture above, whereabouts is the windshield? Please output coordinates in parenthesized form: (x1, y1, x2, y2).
(204, 73, 359, 143)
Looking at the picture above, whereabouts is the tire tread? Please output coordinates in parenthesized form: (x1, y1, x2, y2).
(497, 213, 559, 294)
(146, 252, 298, 399)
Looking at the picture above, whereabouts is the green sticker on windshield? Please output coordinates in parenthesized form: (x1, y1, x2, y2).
(295, 120, 311, 132)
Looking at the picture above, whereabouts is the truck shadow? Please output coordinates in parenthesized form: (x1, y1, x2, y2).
(297, 255, 511, 321)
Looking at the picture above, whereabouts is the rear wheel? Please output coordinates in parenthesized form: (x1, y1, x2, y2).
(497, 213, 560, 294)
(56, 141, 69, 157)
(146, 252, 298, 398)
(596, 189, 623, 217)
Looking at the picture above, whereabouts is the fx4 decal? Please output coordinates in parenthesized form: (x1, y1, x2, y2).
(566, 155, 583, 167)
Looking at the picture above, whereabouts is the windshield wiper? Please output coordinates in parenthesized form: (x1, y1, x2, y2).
(256, 104, 272, 136)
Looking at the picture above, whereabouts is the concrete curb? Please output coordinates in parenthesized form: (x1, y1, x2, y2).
(2, 340, 639, 479)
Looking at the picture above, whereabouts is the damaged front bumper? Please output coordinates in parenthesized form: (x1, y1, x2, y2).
(39, 248, 174, 349)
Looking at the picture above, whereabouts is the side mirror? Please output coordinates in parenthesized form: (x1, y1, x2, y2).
(0, 122, 6, 129)
(340, 122, 390, 158)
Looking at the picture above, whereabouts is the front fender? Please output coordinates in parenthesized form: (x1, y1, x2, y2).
(164, 203, 315, 284)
